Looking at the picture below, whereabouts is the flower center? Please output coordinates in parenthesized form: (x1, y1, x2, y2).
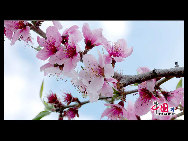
(85, 40, 95, 50)
(110, 105, 123, 119)
(110, 43, 122, 57)
(15, 21, 27, 30)
(90, 66, 105, 77)
(51, 46, 58, 54)
(140, 88, 154, 103)
(65, 45, 77, 58)
(46, 41, 58, 54)
(62, 35, 69, 44)
(98, 66, 105, 77)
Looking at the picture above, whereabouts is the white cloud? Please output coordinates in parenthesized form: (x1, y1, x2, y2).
(100, 21, 131, 42)
(4, 39, 44, 120)
(4, 75, 26, 119)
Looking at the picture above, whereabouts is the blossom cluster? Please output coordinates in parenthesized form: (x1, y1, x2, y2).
(47, 92, 79, 120)
(4, 20, 184, 120)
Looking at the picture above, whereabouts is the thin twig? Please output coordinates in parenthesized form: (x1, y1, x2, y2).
(155, 76, 174, 89)
(61, 89, 138, 110)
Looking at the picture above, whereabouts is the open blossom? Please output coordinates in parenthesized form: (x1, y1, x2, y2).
(4, 20, 31, 45)
(125, 101, 138, 120)
(48, 24, 82, 72)
(61, 25, 82, 45)
(71, 74, 88, 95)
(52, 21, 63, 30)
(48, 41, 81, 74)
(134, 67, 158, 116)
(79, 52, 115, 102)
(104, 39, 133, 64)
(161, 88, 184, 108)
(36, 26, 62, 60)
(98, 78, 118, 97)
(40, 62, 79, 78)
(101, 101, 127, 120)
(40, 63, 63, 76)
(82, 23, 108, 50)
(38, 24, 82, 77)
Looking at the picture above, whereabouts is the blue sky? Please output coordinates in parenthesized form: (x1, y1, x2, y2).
(4, 21, 184, 120)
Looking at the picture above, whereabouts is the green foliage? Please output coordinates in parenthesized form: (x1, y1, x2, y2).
(176, 78, 182, 89)
(32, 111, 51, 120)
(40, 80, 44, 99)
(130, 83, 139, 86)
(112, 87, 120, 95)
(111, 88, 121, 102)
(31, 46, 42, 51)
(43, 100, 54, 111)
(33, 80, 54, 120)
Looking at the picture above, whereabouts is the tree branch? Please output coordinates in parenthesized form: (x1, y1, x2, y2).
(59, 89, 138, 110)
(155, 76, 174, 89)
(29, 23, 46, 39)
(114, 67, 184, 87)
(171, 111, 184, 120)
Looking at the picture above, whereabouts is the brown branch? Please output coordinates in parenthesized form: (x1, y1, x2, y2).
(171, 111, 184, 120)
(125, 89, 138, 95)
(114, 67, 184, 87)
(155, 76, 174, 89)
(29, 23, 46, 39)
(62, 96, 111, 109)
(60, 89, 138, 110)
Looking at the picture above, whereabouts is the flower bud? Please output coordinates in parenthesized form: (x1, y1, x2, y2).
(47, 93, 58, 104)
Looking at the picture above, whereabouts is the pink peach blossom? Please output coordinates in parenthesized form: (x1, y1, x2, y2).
(98, 78, 118, 97)
(48, 42, 81, 74)
(40, 62, 77, 77)
(101, 101, 127, 120)
(4, 20, 31, 45)
(79, 52, 115, 102)
(104, 39, 133, 64)
(134, 67, 158, 116)
(61, 25, 82, 45)
(40, 63, 63, 76)
(125, 101, 138, 120)
(47, 25, 82, 74)
(162, 88, 184, 108)
(82, 23, 108, 50)
(52, 21, 63, 30)
(36, 26, 62, 60)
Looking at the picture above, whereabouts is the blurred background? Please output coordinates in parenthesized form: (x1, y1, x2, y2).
(4, 20, 184, 120)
